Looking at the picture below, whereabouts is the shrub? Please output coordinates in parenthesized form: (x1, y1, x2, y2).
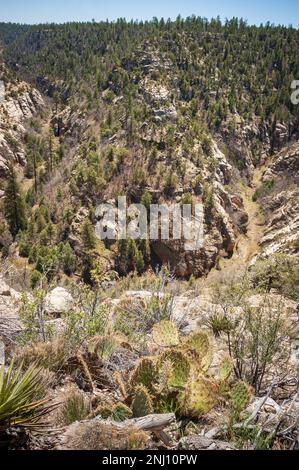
(252, 180, 274, 201)
(250, 254, 299, 300)
(226, 298, 289, 393)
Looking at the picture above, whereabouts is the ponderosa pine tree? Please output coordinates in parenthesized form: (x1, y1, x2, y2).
(4, 165, 27, 238)
(82, 220, 97, 250)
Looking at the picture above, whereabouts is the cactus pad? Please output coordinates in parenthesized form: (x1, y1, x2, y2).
(181, 375, 218, 417)
(185, 331, 210, 357)
(230, 381, 251, 412)
(184, 331, 213, 372)
(132, 385, 154, 418)
(158, 350, 191, 389)
(129, 357, 156, 392)
(88, 335, 120, 360)
(219, 356, 233, 382)
(152, 320, 179, 347)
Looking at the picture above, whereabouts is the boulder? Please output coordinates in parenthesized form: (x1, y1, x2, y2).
(44, 287, 74, 316)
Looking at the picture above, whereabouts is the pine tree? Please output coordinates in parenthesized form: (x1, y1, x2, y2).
(4, 165, 27, 237)
(82, 220, 96, 250)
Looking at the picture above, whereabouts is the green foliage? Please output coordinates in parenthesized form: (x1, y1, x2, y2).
(114, 294, 173, 341)
(0, 361, 51, 432)
(117, 238, 147, 275)
(82, 221, 97, 250)
(250, 254, 299, 300)
(252, 180, 274, 201)
(30, 270, 43, 289)
(61, 243, 77, 276)
(4, 166, 27, 238)
(140, 191, 152, 212)
(111, 403, 133, 422)
(205, 313, 234, 338)
(181, 192, 193, 206)
(164, 174, 178, 196)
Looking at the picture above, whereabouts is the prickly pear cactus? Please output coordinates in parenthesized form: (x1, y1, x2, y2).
(132, 385, 154, 418)
(219, 356, 233, 383)
(180, 375, 218, 417)
(155, 358, 174, 394)
(184, 331, 213, 372)
(129, 357, 156, 392)
(185, 332, 210, 356)
(152, 320, 179, 347)
(158, 350, 191, 389)
(201, 347, 213, 373)
(230, 381, 251, 412)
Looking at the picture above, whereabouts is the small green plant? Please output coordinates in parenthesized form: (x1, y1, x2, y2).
(252, 180, 274, 201)
(111, 403, 133, 422)
(60, 391, 90, 426)
(205, 313, 233, 338)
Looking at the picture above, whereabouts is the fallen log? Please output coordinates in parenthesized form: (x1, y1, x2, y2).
(120, 413, 175, 432)
(57, 413, 176, 450)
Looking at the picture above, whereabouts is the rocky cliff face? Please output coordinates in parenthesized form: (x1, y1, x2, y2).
(254, 143, 299, 260)
(0, 66, 45, 178)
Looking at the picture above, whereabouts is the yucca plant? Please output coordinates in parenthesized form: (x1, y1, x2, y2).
(0, 361, 53, 432)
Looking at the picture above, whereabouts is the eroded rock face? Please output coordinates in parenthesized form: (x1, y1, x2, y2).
(255, 143, 299, 259)
(51, 105, 85, 138)
(0, 68, 45, 176)
(150, 143, 246, 278)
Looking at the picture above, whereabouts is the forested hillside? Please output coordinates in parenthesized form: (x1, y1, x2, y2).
(0, 19, 298, 451)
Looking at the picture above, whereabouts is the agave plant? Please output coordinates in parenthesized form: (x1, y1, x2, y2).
(0, 361, 53, 432)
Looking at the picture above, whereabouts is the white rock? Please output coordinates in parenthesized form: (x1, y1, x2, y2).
(44, 287, 74, 315)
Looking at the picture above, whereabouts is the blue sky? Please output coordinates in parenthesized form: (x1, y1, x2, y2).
(0, 0, 299, 26)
